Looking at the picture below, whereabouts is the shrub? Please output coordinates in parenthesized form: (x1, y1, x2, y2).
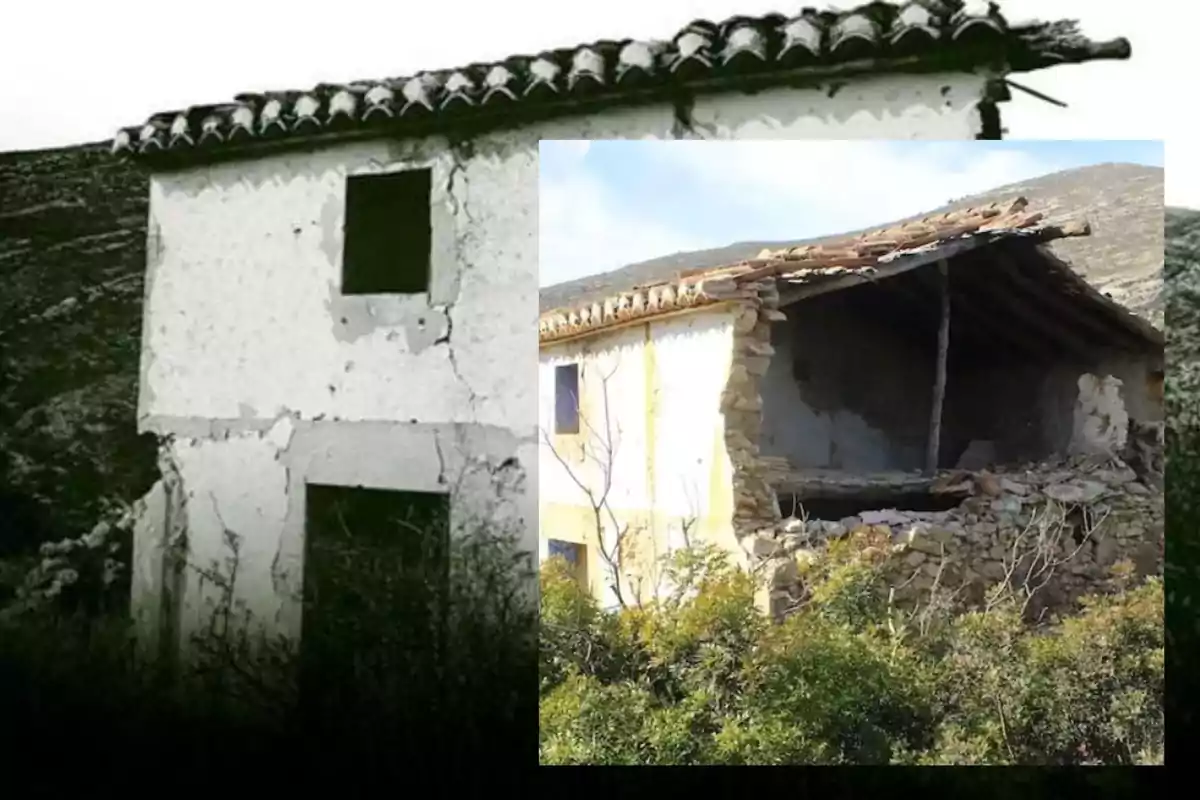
(538, 531, 1164, 766)
(0, 514, 538, 776)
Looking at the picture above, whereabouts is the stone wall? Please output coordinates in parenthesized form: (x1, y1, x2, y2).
(740, 448, 1164, 621)
(719, 281, 786, 540)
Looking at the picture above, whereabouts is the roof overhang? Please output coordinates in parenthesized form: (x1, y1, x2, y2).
(538, 196, 1163, 359)
(110, 4, 1130, 168)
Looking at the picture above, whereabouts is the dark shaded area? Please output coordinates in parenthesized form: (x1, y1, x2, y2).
(300, 484, 451, 754)
(762, 240, 1161, 476)
(342, 168, 432, 295)
(1164, 205, 1200, 751)
(0, 142, 159, 550)
(779, 490, 962, 520)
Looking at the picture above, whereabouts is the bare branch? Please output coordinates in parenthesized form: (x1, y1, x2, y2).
(541, 362, 631, 609)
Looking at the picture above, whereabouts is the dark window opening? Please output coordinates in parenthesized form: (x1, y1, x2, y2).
(547, 539, 586, 584)
(777, 490, 963, 521)
(342, 168, 432, 295)
(300, 483, 449, 731)
(554, 363, 580, 434)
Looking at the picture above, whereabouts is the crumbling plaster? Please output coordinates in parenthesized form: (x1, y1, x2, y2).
(135, 67, 992, 638)
(685, 74, 990, 139)
(136, 418, 535, 645)
(759, 297, 934, 472)
(758, 292, 1164, 472)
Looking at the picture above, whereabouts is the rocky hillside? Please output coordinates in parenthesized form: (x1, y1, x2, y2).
(1167, 206, 1200, 349)
(1167, 207, 1200, 413)
(542, 163, 1165, 329)
(0, 142, 157, 553)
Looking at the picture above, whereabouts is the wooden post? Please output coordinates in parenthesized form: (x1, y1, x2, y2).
(925, 259, 951, 474)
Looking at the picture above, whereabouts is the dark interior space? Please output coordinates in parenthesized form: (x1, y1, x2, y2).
(836, 242, 1154, 371)
(777, 490, 963, 521)
(341, 167, 432, 295)
(300, 483, 450, 719)
(763, 239, 1158, 472)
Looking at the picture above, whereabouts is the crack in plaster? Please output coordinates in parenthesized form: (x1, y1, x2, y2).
(441, 150, 481, 412)
(443, 310, 480, 413)
(269, 460, 291, 601)
(433, 428, 449, 486)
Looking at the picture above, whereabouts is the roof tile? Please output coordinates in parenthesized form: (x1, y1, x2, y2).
(111, 1, 1130, 162)
(538, 196, 1085, 343)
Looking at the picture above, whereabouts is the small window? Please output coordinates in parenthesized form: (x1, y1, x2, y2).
(342, 168, 432, 295)
(546, 539, 586, 584)
(554, 363, 580, 434)
(547, 539, 582, 565)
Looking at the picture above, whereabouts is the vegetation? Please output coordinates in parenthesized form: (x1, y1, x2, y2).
(0, 144, 158, 552)
(539, 535, 1163, 766)
(0, 512, 538, 778)
(1166, 205, 1200, 747)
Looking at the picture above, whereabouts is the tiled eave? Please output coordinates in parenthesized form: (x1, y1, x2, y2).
(111, 2, 1130, 165)
(537, 197, 1088, 345)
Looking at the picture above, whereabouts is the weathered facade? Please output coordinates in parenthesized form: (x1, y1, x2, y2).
(539, 197, 1164, 614)
(108, 2, 1129, 645)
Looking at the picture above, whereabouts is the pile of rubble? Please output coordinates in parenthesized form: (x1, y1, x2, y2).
(742, 451, 1164, 620)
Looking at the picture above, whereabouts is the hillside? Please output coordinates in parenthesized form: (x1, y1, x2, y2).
(541, 163, 1165, 329)
(1168, 206, 1200, 411)
(0, 143, 157, 550)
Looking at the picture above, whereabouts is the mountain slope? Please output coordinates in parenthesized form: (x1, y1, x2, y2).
(0, 142, 157, 550)
(541, 162, 1164, 328)
(1167, 206, 1200, 410)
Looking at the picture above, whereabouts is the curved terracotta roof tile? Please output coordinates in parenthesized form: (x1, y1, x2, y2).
(111, 2, 1130, 162)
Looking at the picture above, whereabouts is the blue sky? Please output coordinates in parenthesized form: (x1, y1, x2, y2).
(539, 139, 1164, 288)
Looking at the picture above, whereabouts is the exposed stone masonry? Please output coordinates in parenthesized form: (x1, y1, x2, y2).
(719, 280, 786, 540)
(740, 448, 1164, 622)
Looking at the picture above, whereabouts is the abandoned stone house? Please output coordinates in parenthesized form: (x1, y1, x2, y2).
(106, 1, 1128, 649)
(538, 197, 1165, 612)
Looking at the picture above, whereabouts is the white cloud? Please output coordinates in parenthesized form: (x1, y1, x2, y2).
(539, 168, 701, 287)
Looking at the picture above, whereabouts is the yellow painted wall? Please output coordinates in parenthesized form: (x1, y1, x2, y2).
(538, 307, 739, 607)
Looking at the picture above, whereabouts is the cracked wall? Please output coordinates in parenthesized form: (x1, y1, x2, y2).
(137, 127, 543, 648)
(136, 67, 991, 638)
(156, 418, 535, 645)
(140, 135, 530, 430)
(760, 295, 934, 472)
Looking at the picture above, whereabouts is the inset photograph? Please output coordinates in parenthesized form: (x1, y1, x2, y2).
(538, 139, 1164, 765)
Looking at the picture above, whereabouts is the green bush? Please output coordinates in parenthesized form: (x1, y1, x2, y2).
(538, 536, 1165, 766)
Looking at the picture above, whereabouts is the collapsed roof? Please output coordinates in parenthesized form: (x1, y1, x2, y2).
(111, 1, 1129, 165)
(537, 197, 1164, 365)
(539, 163, 1165, 325)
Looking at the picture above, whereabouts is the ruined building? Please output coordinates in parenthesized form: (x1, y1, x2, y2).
(102, 2, 1128, 648)
(539, 197, 1164, 614)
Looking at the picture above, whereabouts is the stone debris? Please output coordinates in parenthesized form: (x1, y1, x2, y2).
(747, 452, 1164, 621)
